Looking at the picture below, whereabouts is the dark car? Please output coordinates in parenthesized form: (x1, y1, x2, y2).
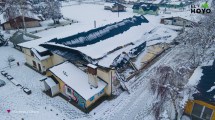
(23, 87, 32, 95)
(6, 75, 14, 80)
(0, 80, 6, 87)
(1, 71, 8, 77)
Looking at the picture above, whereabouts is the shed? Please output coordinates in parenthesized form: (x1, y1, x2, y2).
(139, 4, 159, 15)
(44, 77, 60, 97)
(48, 61, 107, 109)
(160, 17, 197, 27)
(1, 16, 41, 30)
(111, 3, 126, 12)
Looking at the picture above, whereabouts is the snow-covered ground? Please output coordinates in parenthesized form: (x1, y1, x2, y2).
(0, 43, 200, 120)
(0, 1, 207, 120)
(0, 45, 88, 120)
(90, 45, 197, 120)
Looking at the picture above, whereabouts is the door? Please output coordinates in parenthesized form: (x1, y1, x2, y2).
(38, 63, 41, 72)
(32, 61, 37, 68)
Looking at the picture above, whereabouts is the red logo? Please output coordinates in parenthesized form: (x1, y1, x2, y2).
(7, 109, 11, 113)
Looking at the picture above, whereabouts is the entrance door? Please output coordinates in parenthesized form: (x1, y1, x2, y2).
(38, 63, 41, 72)
(33, 61, 37, 68)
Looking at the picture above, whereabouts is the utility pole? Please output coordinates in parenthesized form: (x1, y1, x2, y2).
(118, 2, 119, 17)
(117, 2, 119, 17)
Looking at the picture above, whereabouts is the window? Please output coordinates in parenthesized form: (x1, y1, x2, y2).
(202, 107, 213, 120)
(191, 103, 213, 120)
(30, 50, 34, 56)
(98, 89, 104, 96)
(192, 103, 203, 117)
(67, 87, 72, 95)
(32, 61, 37, 68)
(90, 96, 94, 101)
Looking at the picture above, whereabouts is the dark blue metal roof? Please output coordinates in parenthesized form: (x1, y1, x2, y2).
(42, 15, 149, 48)
(193, 61, 215, 103)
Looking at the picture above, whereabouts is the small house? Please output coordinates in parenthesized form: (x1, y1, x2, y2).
(160, 17, 197, 27)
(184, 61, 215, 120)
(43, 77, 60, 97)
(132, 3, 159, 15)
(1, 16, 41, 30)
(18, 39, 66, 74)
(104, 6, 112, 10)
(132, 2, 152, 13)
(140, 4, 159, 15)
(46, 62, 107, 109)
(132, 3, 142, 13)
(111, 3, 126, 12)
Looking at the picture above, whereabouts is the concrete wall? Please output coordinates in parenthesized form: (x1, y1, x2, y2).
(25, 21, 41, 28)
(97, 68, 116, 96)
(47, 71, 65, 93)
(85, 88, 105, 108)
(51, 54, 66, 66)
(22, 48, 65, 73)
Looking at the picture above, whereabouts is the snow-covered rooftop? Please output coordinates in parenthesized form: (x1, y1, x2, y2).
(45, 77, 58, 88)
(17, 3, 136, 50)
(49, 61, 107, 100)
(41, 15, 149, 59)
(31, 48, 50, 61)
(88, 64, 97, 69)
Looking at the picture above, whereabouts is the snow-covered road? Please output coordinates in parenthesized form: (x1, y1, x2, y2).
(90, 45, 195, 120)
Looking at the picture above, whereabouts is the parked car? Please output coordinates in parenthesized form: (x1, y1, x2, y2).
(11, 79, 20, 86)
(23, 87, 32, 95)
(104, 6, 112, 10)
(0, 80, 6, 87)
(1, 71, 8, 77)
(6, 75, 13, 80)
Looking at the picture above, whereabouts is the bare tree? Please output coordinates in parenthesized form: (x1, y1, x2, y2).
(177, 3, 215, 68)
(150, 65, 194, 120)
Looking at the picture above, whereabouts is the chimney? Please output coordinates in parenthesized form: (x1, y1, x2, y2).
(87, 64, 98, 88)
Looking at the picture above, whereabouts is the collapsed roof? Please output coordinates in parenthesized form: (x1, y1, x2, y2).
(40, 15, 149, 68)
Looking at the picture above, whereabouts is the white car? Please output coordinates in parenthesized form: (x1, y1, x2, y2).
(6, 75, 14, 80)
(23, 87, 32, 95)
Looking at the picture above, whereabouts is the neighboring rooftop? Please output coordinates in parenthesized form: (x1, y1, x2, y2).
(193, 60, 215, 103)
(141, 5, 159, 11)
(10, 30, 40, 45)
